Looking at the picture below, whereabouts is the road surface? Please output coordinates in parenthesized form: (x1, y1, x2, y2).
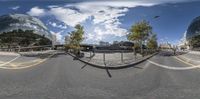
(0, 51, 200, 99)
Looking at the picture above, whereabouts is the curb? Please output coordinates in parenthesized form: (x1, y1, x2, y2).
(67, 52, 158, 70)
(0, 52, 20, 56)
(18, 50, 57, 57)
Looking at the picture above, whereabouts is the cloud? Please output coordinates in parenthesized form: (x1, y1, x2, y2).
(178, 31, 187, 45)
(49, 7, 90, 27)
(67, 1, 151, 41)
(50, 30, 63, 42)
(27, 6, 46, 17)
(10, 6, 20, 10)
(72, 1, 156, 8)
(27, 0, 196, 43)
(48, 21, 67, 29)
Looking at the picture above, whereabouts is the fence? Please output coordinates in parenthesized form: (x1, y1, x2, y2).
(81, 49, 157, 66)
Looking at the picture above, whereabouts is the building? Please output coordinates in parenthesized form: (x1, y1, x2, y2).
(113, 41, 119, 45)
(159, 43, 171, 49)
(186, 16, 200, 50)
(111, 41, 134, 50)
(0, 14, 52, 48)
(95, 41, 134, 50)
(99, 41, 110, 46)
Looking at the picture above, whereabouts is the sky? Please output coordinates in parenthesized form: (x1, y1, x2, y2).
(0, 0, 200, 44)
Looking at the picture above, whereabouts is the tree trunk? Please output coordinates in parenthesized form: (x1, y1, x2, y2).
(140, 41, 144, 57)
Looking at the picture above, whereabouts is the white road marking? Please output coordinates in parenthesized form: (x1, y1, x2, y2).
(177, 55, 200, 63)
(147, 60, 200, 70)
(0, 55, 21, 67)
(173, 56, 194, 66)
(0, 52, 55, 70)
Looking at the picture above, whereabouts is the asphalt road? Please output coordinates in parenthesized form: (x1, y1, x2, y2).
(0, 51, 200, 99)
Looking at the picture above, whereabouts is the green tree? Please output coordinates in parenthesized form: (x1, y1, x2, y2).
(147, 34, 158, 49)
(0, 39, 2, 47)
(127, 20, 152, 56)
(0, 29, 51, 47)
(69, 24, 84, 54)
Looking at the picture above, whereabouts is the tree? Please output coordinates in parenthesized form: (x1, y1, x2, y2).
(0, 29, 51, 47)
(166, 43, 178, 55)
(127, 20, 152, 56)
(0, 39, 2, 47)
(68, 24, 84, 54)
(147, 34, 158, 49)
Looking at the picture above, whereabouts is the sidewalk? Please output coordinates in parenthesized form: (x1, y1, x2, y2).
(0, 51, 19, 56)
(19, 50, 56, 56)
(69, 51, 157, 69)
(81, 52, 143, 67)
(176, 51, 200, 65)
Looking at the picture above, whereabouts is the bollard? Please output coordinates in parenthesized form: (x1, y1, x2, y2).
(103, 52, 105, 65)
(121, 51, 123, 63)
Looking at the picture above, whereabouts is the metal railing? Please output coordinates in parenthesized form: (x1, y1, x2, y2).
(81, 49, 157, 65)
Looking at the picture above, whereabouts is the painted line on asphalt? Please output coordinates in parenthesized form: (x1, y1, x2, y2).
(147, 60, 200, 70)
(0, 59, 42, 65)
(0, 53, 55, 70)
(11, 59, 42, 66)
(173, 56, 194, 66)
(141, 62, 151, 70)
(176, 55, 200, 63)
(0, 57, 41, 67)
(0, 55, 21, 67)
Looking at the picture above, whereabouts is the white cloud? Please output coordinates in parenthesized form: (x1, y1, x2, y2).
(26, 1, 158, 42)
(50, 30, 63, 42)
(48, 21, 67, 29)
(178, 31, 187, 45)
(27, 0, 196, 43)
(49, 7, 90, 27)
(27, 6, 46, 17)
(10, 6, 20, 10)
(72, 1, 156, 8)
(68, 1, 140, 42)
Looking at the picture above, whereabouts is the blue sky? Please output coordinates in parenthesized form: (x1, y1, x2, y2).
(0, 0, 200, 44)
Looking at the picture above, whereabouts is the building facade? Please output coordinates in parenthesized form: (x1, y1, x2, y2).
(0, 14, 53, 47)
(186, 16, 200, 50)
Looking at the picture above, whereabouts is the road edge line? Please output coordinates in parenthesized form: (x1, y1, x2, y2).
(0, 52, 56, 70)
(173, 56, 195, 66)
(0, 55, 21, 67)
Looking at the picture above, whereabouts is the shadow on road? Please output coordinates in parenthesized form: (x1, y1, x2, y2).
(50, 52, 68, 58)
(106, 68, 112, 78)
